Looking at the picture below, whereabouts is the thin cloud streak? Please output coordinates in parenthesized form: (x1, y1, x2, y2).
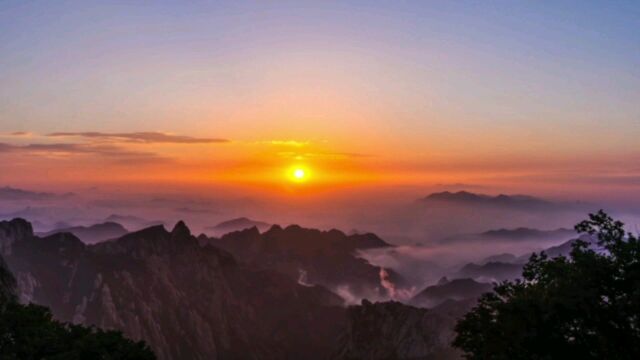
(47, 131, 229, 144)
(0, 142, 169, 164)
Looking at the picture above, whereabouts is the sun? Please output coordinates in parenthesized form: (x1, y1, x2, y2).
(288, 166, 310, 183)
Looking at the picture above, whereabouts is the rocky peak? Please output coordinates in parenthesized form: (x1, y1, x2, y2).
(171, 220, 191, 239)
(0, 218, 34, 255)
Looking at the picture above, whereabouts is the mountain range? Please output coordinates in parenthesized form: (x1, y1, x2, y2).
(1, 218, 348, 359)
(2, 215, 588, 359)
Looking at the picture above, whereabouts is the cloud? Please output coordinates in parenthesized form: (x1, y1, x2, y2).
(278, 151, 372, 160)
(47, 131, 229, 144)
(8, 131, 32, 137)
(0, 142, 168, 164)
(256, 140, 310, 147)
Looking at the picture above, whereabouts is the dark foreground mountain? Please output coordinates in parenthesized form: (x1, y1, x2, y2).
(206, 224, 401, 296)
(0, 251, 155, 359)
(38, 221, 128, 244)
(1, 218, 346, 360)
(333, 299, 467, 360)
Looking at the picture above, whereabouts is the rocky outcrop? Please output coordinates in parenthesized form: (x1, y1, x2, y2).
(333, 299, 463, 360)
(0, 218, 34, 255)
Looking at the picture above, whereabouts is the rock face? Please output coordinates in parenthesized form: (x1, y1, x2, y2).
(0, 254, 16, 305)
(333, 299, 463, 360)
(207, 225, 399, 296)
(1, 218, 345, 360)
(0, 218, 34, 255)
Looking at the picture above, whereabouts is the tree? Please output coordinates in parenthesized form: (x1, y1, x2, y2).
(453, 210, 640, 359)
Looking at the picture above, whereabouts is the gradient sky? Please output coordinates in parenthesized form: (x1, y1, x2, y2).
(1, 1, 639, 201)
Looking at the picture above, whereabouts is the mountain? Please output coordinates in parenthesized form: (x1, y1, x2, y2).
(38, 221, 128, 244)
(442, 227, 575, 244)
(480, 252, 518, 264)
(0, 251, 156, 359)
(206, 224, 399, 297)
(1, 218, 347, 360)
(205, 217, 271, 236)
(104, 214, 164, 231)
(422, 191, 555, 211)
(0, 186, 73, 201)
(480, 227, 574, 239)
(457, 234, 598, 282)
(333, 299, 464, 360)
(0, 218, 35, 255)
(410, 278, 492, 308)
(515, 234, 596, 263)
(455, 261, 524, 282)
(0, 254, 16, 304)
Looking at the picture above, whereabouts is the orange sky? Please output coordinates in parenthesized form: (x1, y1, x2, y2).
(1, 2, 639, 205)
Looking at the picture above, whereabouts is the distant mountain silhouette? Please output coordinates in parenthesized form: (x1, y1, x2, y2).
(455, 234, 597, 282)
(38, 221, 128, 244)
(104, 214, 164, 230)
(205, 217, 270, 235)
(515, 234, 596, 263)
(410, 278, 492, 308)
(481, 253, 518, 264)
(442, 227, 575, 244)
(481, 227, 574, 239)
(0, 186, 73, 201)
(422, 191, 555, 210)
(455, 261, 524, 282)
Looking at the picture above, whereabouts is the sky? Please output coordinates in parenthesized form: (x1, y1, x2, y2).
(1, 1, 639, 205)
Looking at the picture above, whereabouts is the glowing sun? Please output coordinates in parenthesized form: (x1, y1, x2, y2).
(288, 166, 310, 183)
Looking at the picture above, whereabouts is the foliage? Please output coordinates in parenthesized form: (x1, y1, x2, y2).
(453, 210, 640, 359)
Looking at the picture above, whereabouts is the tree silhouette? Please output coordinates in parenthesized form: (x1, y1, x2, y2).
(453, 210, 640, 359)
